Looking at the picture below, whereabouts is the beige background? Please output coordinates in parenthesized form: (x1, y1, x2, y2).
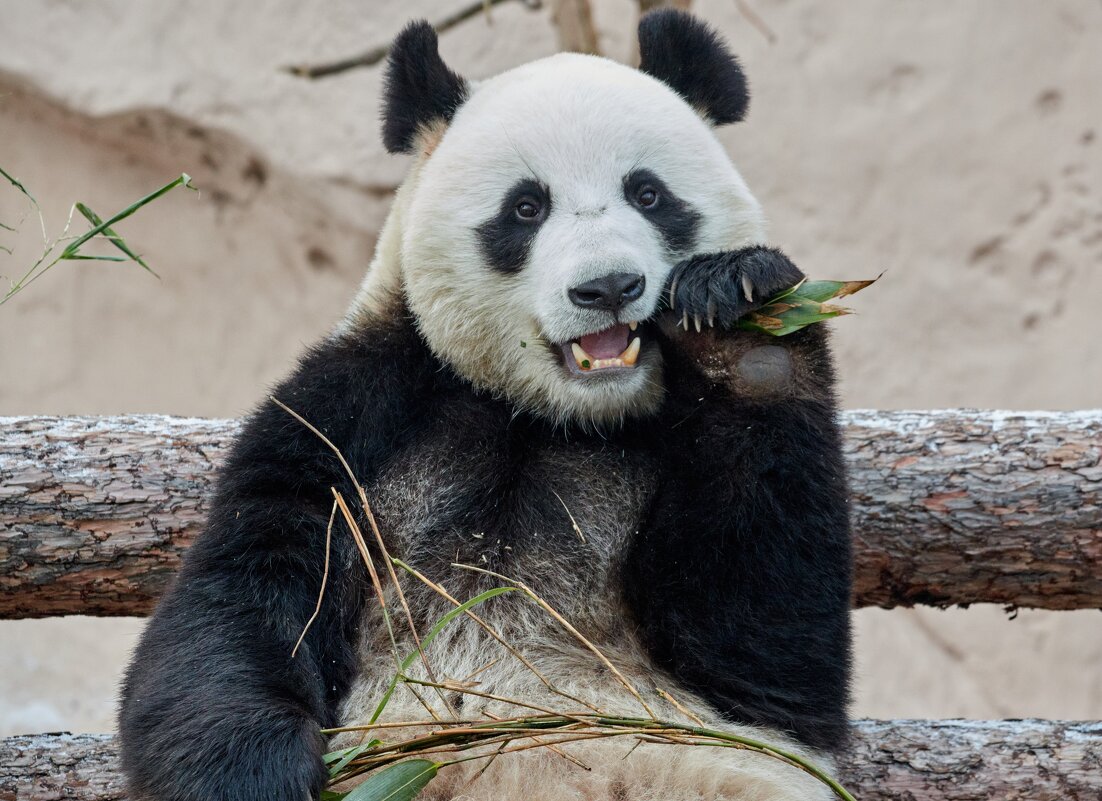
(1, 0, 1100, 737)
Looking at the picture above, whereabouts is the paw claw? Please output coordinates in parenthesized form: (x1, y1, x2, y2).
(741, 273, 754, 303)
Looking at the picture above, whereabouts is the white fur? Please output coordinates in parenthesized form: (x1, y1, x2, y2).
(332, 588, 836, 801)
(345, 53, 766, 426)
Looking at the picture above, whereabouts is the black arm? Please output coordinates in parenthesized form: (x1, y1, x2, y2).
(625, 247, 852, 752)
(119, 317, 436, 801)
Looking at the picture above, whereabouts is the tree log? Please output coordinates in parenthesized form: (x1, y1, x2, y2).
(3, 720, 1100, 800)
(1, 411, 1099, 618)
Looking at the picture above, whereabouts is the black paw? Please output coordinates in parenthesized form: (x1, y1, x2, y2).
(666, 247, 805, 329)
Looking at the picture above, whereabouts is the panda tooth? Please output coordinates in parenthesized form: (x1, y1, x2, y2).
(621, 337, 642, 366)
(629, 321, 638, 332)
(571, 342, 592, 369)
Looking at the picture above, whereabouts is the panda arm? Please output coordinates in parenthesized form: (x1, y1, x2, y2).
(119, 327, 432, 801)
(624, 247, 852, 753)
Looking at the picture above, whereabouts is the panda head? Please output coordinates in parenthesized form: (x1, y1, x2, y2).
(372, 10, 766, 426)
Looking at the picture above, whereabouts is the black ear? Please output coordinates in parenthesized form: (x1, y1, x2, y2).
(382, 21, 468, 154)
(638, 10, 749, 125)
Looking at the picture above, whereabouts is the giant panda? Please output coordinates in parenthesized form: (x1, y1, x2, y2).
(119, 10, 852, 801)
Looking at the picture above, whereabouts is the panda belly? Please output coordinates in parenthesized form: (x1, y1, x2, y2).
(329, 410, 836, 800)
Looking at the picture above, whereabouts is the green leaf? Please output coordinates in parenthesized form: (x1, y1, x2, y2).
(60, 173, 194, 263)
(73, 202, 158, 276)
(0, 165, 39, 207)
(367, 583, 518, 724)
(321, 791, 348, 801)
(59, 254, 128, 262)
(342, 760, 438, 801)
(326, 740, 382, 778)
(788, 277, 878, 303)
(736, 273, 880, 336)
(737, 297, 850, 336)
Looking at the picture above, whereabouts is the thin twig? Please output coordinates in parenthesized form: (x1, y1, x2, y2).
(285, 0, 544, 79)
(393, 557, 606, 715)
(359, 492, 459, 720)
(291, 499, 336, 658)
(734, 0, 777, 44)
(453, 562, 657, 718)
(332, 488, 442, 723)
(655, 687, 707, 727)
(550, 489, 586, 543)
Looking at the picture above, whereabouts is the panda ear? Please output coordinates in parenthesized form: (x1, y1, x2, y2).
(382, 21, 469, 154)
(637, 10, 749, 126)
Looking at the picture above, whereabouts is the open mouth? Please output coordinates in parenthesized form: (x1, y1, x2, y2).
(558, 322, 643, 376)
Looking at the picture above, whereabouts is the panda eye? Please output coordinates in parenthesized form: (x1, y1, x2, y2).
(636, 186, 659, 209)
(514, 198, 543, 221)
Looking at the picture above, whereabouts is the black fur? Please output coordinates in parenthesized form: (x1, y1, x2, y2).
(626, 322, 852, 751)
(638, 9, 750, 126)
(624, 168, 701, 254)
(119, 309, 445, 801)
(476, 178, 552, 274)
(120, 253, 851, 798)
(382, 21, 468, 154)
(667, 247, 805, 327)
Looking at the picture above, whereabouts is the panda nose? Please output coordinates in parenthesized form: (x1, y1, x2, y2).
(568, 273, 646, 312)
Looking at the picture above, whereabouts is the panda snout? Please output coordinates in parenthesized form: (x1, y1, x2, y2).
(567, 272, 646, 312)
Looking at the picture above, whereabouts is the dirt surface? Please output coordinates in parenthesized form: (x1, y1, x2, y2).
(1, 0, 1100, 736)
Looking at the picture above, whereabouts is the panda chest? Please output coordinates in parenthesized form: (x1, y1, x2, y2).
(365, 421, 656, 599)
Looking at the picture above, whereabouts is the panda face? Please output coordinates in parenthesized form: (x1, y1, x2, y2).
(399, 53, 765, 426)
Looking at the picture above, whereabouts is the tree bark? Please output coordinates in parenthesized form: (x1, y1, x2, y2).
(1, 411, 1099, 618)
(4, 720, 1100, 801)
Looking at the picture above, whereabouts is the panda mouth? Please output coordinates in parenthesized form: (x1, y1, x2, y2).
(559, 322, 643, 375)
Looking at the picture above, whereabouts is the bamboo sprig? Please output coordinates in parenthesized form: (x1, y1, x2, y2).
(1, 171, 195, 306)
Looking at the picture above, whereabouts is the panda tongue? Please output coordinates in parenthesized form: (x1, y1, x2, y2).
(579, 324, 630, 359)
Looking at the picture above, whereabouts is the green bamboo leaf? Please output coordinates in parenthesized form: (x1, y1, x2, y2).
(787, 275, 881, 303)
(321, 791, 348, 801)
(342, 759, 438, 801)
(74, 202, 158, 276)
(60, 254, 129, 262)
(367, 584, 518, 724)
(738, 297, 850, 336)
(60, 173, 193, 261)
(326, 740, 382, 778)
(0, 165, 39, 206)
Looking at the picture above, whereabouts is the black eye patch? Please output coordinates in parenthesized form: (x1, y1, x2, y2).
(623, 169, 700, 254)
(476, 178, 551, 274)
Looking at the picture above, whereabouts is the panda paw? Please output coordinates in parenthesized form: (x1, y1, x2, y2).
(666, 247, 805, 330)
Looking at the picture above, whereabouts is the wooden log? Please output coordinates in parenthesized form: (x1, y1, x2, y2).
(3, 720, 1100, 800)
(1, 411, 1099, 618)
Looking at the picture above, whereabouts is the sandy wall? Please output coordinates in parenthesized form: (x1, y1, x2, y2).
(1, 0, 1100, 736)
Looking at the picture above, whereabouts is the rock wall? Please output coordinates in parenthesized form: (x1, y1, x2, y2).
(1, 0, 1100, 735)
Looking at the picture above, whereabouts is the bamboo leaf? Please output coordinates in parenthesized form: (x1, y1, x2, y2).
(59, 254, 129, 262)
(0, 165, 39, 207)
(326, 740, 382, 778)
(737, 273, 879, 336)
(342, 759, 438, 801)
(60, 173, 193, 261)
(785, 274, 881, 303)
(74, 202, 158, 276)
